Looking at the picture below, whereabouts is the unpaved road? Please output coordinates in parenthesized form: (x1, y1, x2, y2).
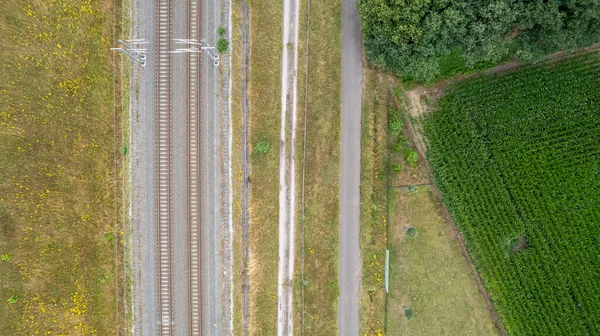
(276, 0, 300, 333)
(338, 0, 362, 334)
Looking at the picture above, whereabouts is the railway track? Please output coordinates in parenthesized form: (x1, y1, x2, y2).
(188, 0, 202, 333)
(156, 0, 172, 334)
(156, 0, 202, 334)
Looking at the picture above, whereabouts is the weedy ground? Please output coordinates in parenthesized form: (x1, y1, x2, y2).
(0, 0, 121, 334)
(359, 68, 396, 336)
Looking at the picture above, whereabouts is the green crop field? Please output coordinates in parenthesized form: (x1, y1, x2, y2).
(424, 53, 600, 335)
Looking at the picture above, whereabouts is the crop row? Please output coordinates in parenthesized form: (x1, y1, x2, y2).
(425, 53, 600, 335)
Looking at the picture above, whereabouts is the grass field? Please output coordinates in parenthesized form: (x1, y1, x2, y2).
(0, 0, 121, 334)
(292, 0, 341, 333)
(424, 53, 600, 335)
(387, 186, 496, 335)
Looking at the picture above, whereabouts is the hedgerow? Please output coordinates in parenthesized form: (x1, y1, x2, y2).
(359, 0, 600, 82)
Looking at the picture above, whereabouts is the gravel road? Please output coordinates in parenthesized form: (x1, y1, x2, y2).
(338, 0, 363, 333)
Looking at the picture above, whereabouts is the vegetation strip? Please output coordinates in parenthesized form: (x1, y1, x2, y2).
(292, 0, 341, 333)
(248, 0, 282, 332)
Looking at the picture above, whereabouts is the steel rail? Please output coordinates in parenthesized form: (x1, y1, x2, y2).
(188, 0, 202, 333)
(156, 0, 173, 334)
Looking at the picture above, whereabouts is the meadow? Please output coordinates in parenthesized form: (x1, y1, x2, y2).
(425, 53, 600, 335)
(0, 0, 121, 334)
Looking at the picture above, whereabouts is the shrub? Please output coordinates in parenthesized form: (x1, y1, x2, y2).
(389, 111, 404, 136)
(406, 185, 418, 194)
(119, 146, 128, 155)
(405, 150, 419, 167)
(217, 38, 229, 54)
(1, 253, 11, 261)
(7, 295, 18, 304)
(404, 307, 415, 320)
(218, 26, 226, 36)
(255, 140, 269, 154)
(405, 227, 417, 238)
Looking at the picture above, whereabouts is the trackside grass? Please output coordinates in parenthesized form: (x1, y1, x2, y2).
(248, 0, 282, 333)
(0, 0, 121, 334)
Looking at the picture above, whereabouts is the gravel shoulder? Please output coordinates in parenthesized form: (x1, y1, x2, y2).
(130, 0, 159, 334)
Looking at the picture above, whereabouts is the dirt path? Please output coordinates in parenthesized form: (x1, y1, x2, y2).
(276, 0, 300, 333)
(240, 0, 251, 333)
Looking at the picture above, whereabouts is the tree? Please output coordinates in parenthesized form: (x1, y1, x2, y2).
(359, 0, 600, 82)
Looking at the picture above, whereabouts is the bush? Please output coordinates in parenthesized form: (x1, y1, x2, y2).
(389, 111, 404, 137)
(218, 26, 226, 36)
(404, 308, 415, 320)
(7, 295, 18, 304)
(1, 253, 11, 261)
(406, 227, 417, 238)
(255, 140, 269, 154)
(217, 38, 229, 54)
(119, 146, 128, 155)
(405, 150, 419, 167)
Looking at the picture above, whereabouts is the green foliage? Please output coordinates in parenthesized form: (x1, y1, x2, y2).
(405, 227, 417, 238)
(425, 53, 600, 335)
(406, 185, 418, 194)
(359, 0, 600, 82)
(255, 140, 269, 154)
(7, 295, 18, 304)
(404, 150, 419, 167)
(218, 26, 226, 36)
(1, 253, 11, 261)
(99, 274, 109, 285)
(217, 38, 229, 53)
(404, 308, 415, 320)
(391, 163, 402, 174)
(389, 110, 404, 137)
(119, 146, 128, 155)
(103, 233, 115, 244)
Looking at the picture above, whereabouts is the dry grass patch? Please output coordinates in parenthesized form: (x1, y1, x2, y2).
(0, 0, 122, 334)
